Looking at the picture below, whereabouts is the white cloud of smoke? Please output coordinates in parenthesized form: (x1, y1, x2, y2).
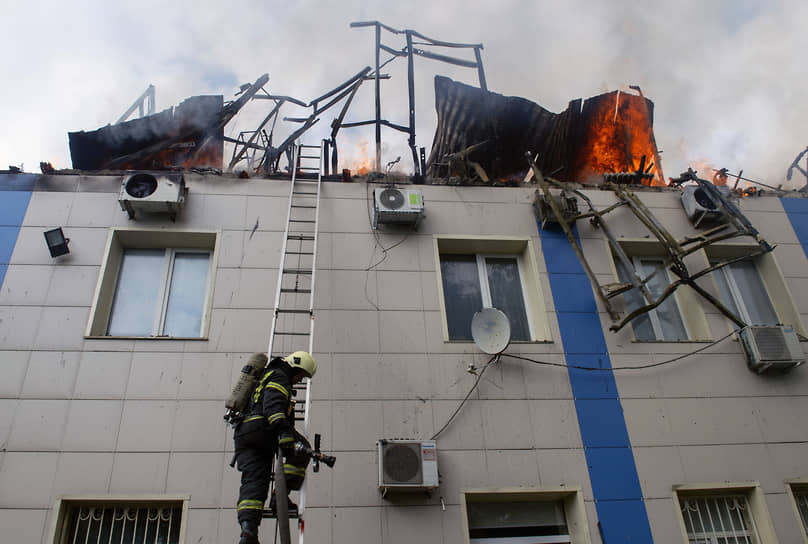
(2, 0, 806, 186)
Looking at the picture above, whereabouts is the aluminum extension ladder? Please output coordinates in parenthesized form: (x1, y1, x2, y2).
(263, 141, 323, 542)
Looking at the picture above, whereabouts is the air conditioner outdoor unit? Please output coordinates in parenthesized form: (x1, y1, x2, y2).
(680, 184, 727, 227)
(378, 439, 438, 493)
(373, 187, 425, 228)
(738, 325, 805, 374)
(119, 173, 187, 220)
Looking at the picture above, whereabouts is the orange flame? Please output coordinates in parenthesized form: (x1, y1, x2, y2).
(347, 140, 372, 175)
(571, 90, 665, 186)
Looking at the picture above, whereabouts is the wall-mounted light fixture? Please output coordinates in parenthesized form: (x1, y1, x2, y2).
(44, 227, 70, 257)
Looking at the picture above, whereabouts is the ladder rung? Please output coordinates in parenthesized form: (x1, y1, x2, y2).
(300, 155, 320, 159)
(293, 192, 318, 196)
(285, 251, 314, 255)
(298, 167, 320, 171)
(287, 234, 315, 240)
(275, 331, 310, 336)
(290, 219, 316, 223)
(283, 269, 312, 274)
(280, 288, 312, 293)
(263, 509, 299, 520)
(277, 309, 311, 314)
(291, 205, 317, 208)
(300, 144, 320, 148)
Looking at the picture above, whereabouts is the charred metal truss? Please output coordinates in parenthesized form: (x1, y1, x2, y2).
(228, 22, 487, 176)
(528, 156, 775, 333)
(350, 21, 486, 175)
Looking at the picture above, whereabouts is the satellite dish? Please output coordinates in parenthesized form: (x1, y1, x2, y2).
(471, 307, 511, 354)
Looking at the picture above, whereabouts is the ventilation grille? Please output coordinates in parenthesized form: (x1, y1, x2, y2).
(751, 326, 791, 361)
(382, 443, 422, 484)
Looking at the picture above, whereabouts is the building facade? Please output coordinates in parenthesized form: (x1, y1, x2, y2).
(1, 169, 807, 543)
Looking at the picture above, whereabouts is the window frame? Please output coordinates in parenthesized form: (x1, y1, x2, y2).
(627, 255, 690, 341)
(86, 228, 219, 339)
(460, 487, 591, 544)
(673, 483, 778, 544)
(47, 495, 190, 544)
(786, 481, 808, 543)
(434, 236, 551, 343)
(611, 240, 712, 342)
(705, 245, 806, 336)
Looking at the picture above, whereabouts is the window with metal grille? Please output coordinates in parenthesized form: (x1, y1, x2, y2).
(52, 499, 184, 544)
(679, 495, 760, 544)
(794, 488, 808, 537)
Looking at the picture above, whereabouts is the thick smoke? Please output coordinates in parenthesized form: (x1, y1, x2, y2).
(3, 0, 807, 186)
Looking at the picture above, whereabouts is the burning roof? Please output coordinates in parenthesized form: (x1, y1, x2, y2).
(427, 76, 665, 185)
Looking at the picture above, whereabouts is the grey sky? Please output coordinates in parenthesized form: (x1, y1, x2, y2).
(3, 0, 806, 186)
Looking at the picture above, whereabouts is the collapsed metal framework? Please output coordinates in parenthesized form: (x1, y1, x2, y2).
(227, 22, 487, 176)
(529, 157, 775, 332)
(116, 85, 155, 124)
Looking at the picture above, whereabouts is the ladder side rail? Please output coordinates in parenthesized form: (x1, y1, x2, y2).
(297, 141, 324, 533)
(268, 143, 302, 357)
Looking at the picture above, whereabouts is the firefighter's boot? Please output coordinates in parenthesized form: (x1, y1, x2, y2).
(239, 520, 259, 544)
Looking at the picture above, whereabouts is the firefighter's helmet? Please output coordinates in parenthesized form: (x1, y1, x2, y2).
(284, 351, 317, 378)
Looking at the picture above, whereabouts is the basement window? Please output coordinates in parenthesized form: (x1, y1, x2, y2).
(435, 236, 550, 343)
(48, 497, 188, 544)
(86, 229, 219, 338)
(461, 489, 590, 544)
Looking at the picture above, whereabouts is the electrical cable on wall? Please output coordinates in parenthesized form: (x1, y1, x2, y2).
(505, 329, 738, 372)
(362, 181, 410, 309)
(429, 330, 738, 441)
(430, 354, 498, 440)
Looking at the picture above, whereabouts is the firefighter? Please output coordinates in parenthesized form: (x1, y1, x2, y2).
(234, 351, 317, 544)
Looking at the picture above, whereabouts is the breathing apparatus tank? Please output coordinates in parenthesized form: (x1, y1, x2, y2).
(224, 352, 267, 421)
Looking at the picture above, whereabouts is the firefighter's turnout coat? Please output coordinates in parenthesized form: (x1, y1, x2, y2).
(234, 358, 299, 523)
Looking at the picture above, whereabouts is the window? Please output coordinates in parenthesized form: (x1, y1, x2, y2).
(705, 246, 806, 335)
(435, 237, 550, 343)
(441, 254, 530, 341)
(675, 485, 777, 544)
(49, 497, 188, 544)
(679, 494, 760, 543)
(788, 483, 808, 539)
(616, 256, 688, 341)
(108, 249, 210, 336)
(461, 489, 590, 544)
(87, 229, 218, 338)
(711, 258, 778, 327)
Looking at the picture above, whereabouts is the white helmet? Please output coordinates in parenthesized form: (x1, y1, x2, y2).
(284, 351, 317, 378)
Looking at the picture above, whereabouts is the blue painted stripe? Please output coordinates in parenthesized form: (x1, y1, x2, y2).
(0, 190, 33, 287)
(539, 224, 653, 543)
(782, 198, 808, 258)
